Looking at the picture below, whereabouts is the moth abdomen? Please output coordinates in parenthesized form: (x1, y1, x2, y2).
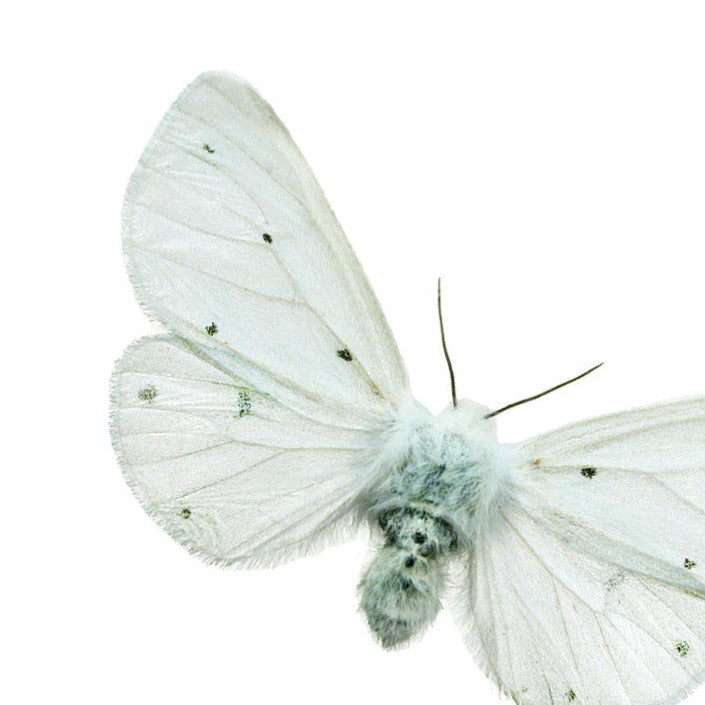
(359, 543, 443, 649)
(359, 506, 458, 648)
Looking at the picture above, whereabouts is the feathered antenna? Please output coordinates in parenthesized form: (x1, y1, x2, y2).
(437, 278, 457, 409)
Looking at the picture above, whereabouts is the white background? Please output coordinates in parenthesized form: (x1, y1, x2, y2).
(3, 2, 705, 704)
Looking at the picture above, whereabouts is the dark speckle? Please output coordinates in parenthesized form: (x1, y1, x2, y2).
(676, 640, 690, 657)
(179, 507, 192, 519)
(205, 322, 218, 336)
(137, 384, 157, 402)
(337, 348, 353, 362)
(405, 556, 415, 568)
(203, 143, 215, 153)
(567, 689, 576, 703)
(262, 233, 273, 243)
(606, 572, 625, 591)
(237, 388, 252, 417)
(400, 578, 412, 591)
(685, 558, 696, 570)
(581, 467, 597, 479)
(413, 531, 426, 545)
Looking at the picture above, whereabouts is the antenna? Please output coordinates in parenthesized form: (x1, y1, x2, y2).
(485, 363, 604, 419)
(437, 278, 458, 409)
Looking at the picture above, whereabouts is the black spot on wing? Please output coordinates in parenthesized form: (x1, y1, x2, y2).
(179, 507, 192, 519)
(685, 558, 697, 569)
(137, 384, 157, 402)
(606, 572, 625, 591)
(580, 467, 597, 479)
(262, 233, 273, 243)
(205, 322, 218, 336)
(566, 689, 576, 703)
(203, 143, 215, 153)
(676, 640, 690, 657)
(237, 388, 252, 417)
(337, 348, 353, 361)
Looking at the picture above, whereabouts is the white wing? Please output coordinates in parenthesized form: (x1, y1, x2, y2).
(111, 336, 378, 567)
(122, 71, 407, 421)
(452, 399, 705, 705)
(113, 73, 409, 565)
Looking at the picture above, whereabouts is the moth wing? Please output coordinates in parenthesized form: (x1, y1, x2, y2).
(111, 336, 379, 567)
(114, 73, 412, 565)
(451, 399, 705, 705)
(122, 71, 407, 421)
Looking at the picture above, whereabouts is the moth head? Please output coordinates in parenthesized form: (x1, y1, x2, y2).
(439, 398, 496, 433)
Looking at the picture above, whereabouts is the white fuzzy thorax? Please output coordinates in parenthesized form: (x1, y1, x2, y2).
(361, 395, 515, 546)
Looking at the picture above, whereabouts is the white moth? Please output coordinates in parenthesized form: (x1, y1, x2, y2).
(111, 72, 705, 705)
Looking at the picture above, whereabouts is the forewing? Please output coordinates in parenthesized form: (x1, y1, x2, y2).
(111, 336, 377, 567)
(452, 399, 705, 705)
(122, 71, 407, 419)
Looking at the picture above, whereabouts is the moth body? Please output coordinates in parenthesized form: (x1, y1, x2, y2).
(359, 399, 512, 647)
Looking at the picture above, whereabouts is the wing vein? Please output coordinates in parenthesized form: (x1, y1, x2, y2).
(132, 241, 302, 307)
(169, 449, 289, 499)
(173, 105, 311, 212)
(132, 200, 268, 249)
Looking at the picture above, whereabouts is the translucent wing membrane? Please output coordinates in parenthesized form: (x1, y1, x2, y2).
(122, 72, 407, 417)
(111, 336, 378, 567)
(114, 73, 409, 564)
(453, 399, 705, 705)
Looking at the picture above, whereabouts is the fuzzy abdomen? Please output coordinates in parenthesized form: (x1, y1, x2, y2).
(359, 506, 458, 648)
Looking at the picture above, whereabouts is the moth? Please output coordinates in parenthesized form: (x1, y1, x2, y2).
(111, 72, 705, 705)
